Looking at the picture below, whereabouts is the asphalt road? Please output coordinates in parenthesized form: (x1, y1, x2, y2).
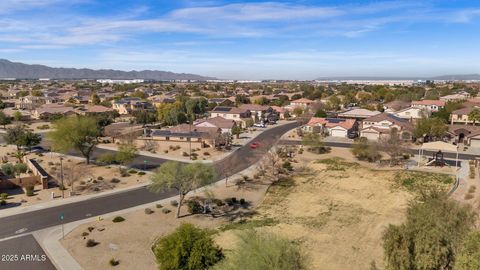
(0, 122, 300, 240)
(0, 235, 55, 270)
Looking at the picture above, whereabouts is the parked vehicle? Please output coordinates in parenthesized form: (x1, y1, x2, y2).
(253, 123, 266, 128)
(250, 142, 260, 149)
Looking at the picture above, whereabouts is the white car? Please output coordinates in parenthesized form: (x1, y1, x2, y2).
(253, 123, 266, 128)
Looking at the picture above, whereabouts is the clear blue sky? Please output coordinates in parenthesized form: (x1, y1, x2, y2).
(1, 0, 480, 80)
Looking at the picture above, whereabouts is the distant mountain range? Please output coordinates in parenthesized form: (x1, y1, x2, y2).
(316, 74, 480, 81)
(0, 59, 215, 81)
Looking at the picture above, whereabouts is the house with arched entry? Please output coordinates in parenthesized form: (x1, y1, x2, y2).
(448, 125, 480, 148)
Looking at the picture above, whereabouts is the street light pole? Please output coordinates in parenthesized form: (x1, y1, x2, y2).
(60, 156, 64, 198)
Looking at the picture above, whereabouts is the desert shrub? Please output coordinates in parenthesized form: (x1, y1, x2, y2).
(97, 153, 118, 165)
(1, 163, 14, 177)
(120, 170, 130, 177)
(191, 155, 197, 160)
(59, 184, 67, 190)
(86, 239, 99, 247)
(213, 199, 224, 206)
(203, 152, 210, 156)
(110, 178, 121, 183)
(112, 216, 125, 223)
(393, 171, 454, 194)
(47, 161, 54, 166)
(383, 192, 476, 270)
(191, 152, 198, 157)
(170, 200, 178, 207)
(0, 193, 8, 200)
(25, 185, 34, 196)
(81, 232, 89, 237)
(109, 258, 120, 266)
(162, 208, 171, 214)
(231, 197, 237, 203)
(465, 193, 474, 200)
(282, 161, 293, 171)
(182, 152, 189, 157)
(37, 124, 50, 130)
(145, 208, 154, 214)
(469, 185, 477, 193)
(0, 200, 6, 206)
(164, 150, 168, 153)
(97, 176, 104, 180)
(240, 198, 246, 205)
(128, 169, 138, 174)
(138, 171, 146, 176)
(156, 203, 163, 208)
(87, 226, 95, 232)
(214, 230, 304, 270)
(153, 223, 223, 270)
(187, 200, 203, 214)
(456, 231, 480, 270)
(351, 137, 381, 162)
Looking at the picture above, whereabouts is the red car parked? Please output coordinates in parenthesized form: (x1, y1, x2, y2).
(250, 142, 260, 149)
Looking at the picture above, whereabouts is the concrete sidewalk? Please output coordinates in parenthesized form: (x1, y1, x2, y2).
(34, 154, 262, 270)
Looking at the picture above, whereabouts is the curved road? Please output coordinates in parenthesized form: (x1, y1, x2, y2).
(0, 122, 299, 239)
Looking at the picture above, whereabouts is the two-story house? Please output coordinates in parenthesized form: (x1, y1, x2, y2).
(302, 117, 357, 138)
(209, 106, 251, 127)
(360, 113, 413, 141)
(112, 98, 151, 115)
(450, 106, 480, 125)
(238, 104, 278, 123)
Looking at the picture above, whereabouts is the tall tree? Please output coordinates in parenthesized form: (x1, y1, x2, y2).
(49, 116, 101, 164)
(149, 161, 216, 218)
(91, 93, 101, 105)
(379, 128, 406, 166)
(302, 132, 325, 153)
(468, 108, 480, 125)
(115, 143, 138, 172)
(0, 111, 11, 128)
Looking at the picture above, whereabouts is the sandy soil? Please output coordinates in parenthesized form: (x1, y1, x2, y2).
(0, 145, 149, 207)
(216, 151, 414, 270)
(61, 167, 270, 270)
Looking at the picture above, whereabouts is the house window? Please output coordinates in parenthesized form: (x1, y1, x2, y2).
(187, 138, 191, 142)
(180, 137, 184, 140)
(166, 137, 170, 141)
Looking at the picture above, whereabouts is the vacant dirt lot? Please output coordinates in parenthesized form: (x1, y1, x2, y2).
(216, 156, 414, 270)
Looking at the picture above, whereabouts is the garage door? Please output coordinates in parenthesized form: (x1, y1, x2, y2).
(470, 139, 480, 148)
(330, 129, 346, 138)
(361, 131, 379, 141)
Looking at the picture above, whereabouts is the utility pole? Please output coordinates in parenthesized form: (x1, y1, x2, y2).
(60, 156, 65, 198)
(189, 114, 193, 160)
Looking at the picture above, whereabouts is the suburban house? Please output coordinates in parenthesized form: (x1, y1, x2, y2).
(208, 98, 234, 106)
(238, 104, 278, 123)
(16, 96, 46, 110)
(32, 104, 78, 120)
(360, 113, 414, 141)
(112, 98, 151, 115)
(411, 100, 445, 112)
(337, 108, 381, 122)
(270, 106, 288, 119)
(302, 117, 357, 138)
(450, 106, 480, 125)
(448, 125, 480, 145)
(393, 107, 429, 121)
(288, 98, 314, 109)
(149, 124, 223, 148)
(440, 92, 470, 102)
(76, 105, 115, 116)
(209, 106, 252, 127)
(194, 116, 236, 134)
(383, 100, 411, 113)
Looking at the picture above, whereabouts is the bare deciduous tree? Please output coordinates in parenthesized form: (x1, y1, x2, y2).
(379, 128, 406, 166)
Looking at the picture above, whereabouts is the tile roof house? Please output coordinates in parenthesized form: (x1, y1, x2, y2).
(302, 117, 357, 138)
(289, 98, 314, 109)
(440, 91, 470, 102)
(337, 108, 381, 120)
(194, 116, 236, 133)
(360, 113, 413, 141)
(450, 106, 480, 125)
(383, 100, 411, 113)
(411, 100, 445, 112)
(150, 124, 223, 148)
(32, 104, 78, 120)
(209, 106, 252, 127)
(238, 104, 278, 123)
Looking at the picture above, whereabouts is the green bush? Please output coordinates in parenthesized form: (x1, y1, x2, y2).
(25, 185, 34, 196)
(162, 208, 171, 214)
(81, 232, 89, 237)
(187, 200, 203, 214)
(128, 169, 138, 174)
(138, 171, 146, 176)
(456, 231, 480, 270)
(1, 163, 15, 177)
(282, 161, 293, 171)
(214, 230, 304, 270)
(97, 153, 118, 165)
(145, 208, 153, 214)
(153, 223, 223, 270)
(0, 200, 6, 206)
(112, 216, 125, 223)
(156, 203, 163, 208)
(170, 200, 178, 207)
(383, 191, 476, 270)
(351, 137, 381, 162)
(0, 193, 8, 200)
(97, 176, 104, 180)
(87, 226, 95, 232)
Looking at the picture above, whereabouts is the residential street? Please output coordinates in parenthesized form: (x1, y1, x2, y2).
(0, 121, 299, 269)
